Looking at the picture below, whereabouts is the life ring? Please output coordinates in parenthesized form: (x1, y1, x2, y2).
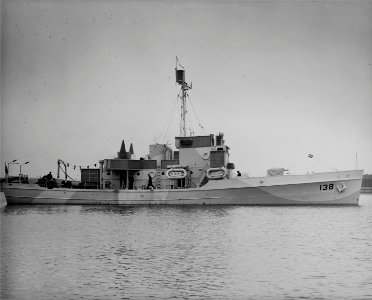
(206, 167, 227, 179)
(166, 168, 187, 179)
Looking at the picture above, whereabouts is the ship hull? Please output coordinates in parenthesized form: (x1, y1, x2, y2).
(3, 170, 363, 205)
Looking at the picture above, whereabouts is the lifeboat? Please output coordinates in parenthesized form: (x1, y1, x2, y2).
(166, 168, 187, 179)
(206, 167, 227, 180)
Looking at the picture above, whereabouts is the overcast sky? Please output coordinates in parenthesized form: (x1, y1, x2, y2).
(1, 0, 371, 179)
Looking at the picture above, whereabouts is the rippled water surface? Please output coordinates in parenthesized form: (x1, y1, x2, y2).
(1, 193, 372, 299)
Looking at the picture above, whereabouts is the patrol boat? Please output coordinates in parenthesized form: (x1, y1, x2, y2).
(3, 64, 363, 205)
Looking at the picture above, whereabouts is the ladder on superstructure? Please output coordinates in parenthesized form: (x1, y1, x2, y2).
(156, 166, 162, 189)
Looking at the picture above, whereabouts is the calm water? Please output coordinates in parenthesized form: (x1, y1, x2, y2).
(1, 193, 372, 300)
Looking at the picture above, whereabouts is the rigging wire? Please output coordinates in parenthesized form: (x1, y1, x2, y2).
(163, 100, 178, 142)
(158, 89, 182, 142)
(185, 97, 196, 136)
(176, 56, 184, 69)
(158, 94, 179, 143)
(179, 97, 183, 137)
(186, 107, 194, 136)
(187, 114, 195, 136)
(187, 94, 206, 134)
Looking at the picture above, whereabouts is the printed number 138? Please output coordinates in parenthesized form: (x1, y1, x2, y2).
(320, 184, 334, 191)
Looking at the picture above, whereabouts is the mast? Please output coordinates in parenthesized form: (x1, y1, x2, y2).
(176, 59, 192, 137)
